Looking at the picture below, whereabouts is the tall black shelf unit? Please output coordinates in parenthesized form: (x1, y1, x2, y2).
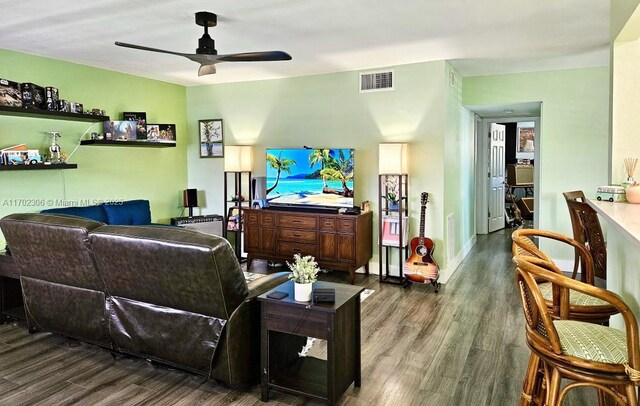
(224, 171, 252, 262)
(378, 174, 409, 286)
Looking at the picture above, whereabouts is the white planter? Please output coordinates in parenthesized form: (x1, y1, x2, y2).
(294, 282, 313, 302)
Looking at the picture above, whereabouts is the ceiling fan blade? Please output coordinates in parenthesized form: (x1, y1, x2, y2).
(115, 42, 190, 58)
(218, 51, 292, 62)
(198, 64, 217, 76)
(184, 54, 224, 64)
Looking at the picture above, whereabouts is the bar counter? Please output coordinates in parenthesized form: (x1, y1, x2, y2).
(588, 199, 640, 329)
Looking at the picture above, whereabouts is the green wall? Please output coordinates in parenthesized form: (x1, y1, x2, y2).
(444, 63, 476, 270)
(186, 61, 477, 279)
(0, 49, 188, 245)
(463, 67, 610, 259)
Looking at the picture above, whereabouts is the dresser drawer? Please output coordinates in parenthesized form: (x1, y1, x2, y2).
(319, 217, 337, 231)
(261, 212, 276, 226)
(246, 211, 260, 225)
(278, 228, 317, 243)
(278, 241, 317, 257)
(278, 214, 317, 229)
(338, 218, 355, 234)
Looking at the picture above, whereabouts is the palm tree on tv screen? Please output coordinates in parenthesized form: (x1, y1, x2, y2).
(308, 149, 333, 187)
(320, 149, 354, 197)
(266, 152, 296, 195)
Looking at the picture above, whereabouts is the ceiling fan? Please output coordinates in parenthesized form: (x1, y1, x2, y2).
(115, 11, 291, 76)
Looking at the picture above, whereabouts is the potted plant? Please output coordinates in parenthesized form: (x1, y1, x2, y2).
(384, 176, 400, 210)
(287, 253, 320, 302)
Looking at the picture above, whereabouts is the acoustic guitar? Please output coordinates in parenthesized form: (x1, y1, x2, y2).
(404, 192, 440, 290)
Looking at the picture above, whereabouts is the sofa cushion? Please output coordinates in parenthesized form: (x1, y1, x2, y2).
(41, 205, 108, 223)
(103, 200, 151, 225)
(90, 225, 248, 319)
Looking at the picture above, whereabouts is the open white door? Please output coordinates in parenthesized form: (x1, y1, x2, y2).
(488, 123, 506, 233)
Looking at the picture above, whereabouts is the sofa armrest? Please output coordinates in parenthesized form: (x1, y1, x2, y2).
(246, 272, 290, 300)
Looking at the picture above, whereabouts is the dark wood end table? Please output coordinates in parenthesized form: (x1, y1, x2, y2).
(258, 280, 364, 405)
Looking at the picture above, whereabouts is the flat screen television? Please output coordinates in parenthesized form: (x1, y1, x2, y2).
(265, 148, 354, 209)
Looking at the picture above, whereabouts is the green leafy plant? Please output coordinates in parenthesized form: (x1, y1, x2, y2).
(287, 253, 320, 284)
(383, 176, 399, 203)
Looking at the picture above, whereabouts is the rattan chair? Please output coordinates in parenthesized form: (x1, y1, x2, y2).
(514, 255, 640, 406)
(512, 229, 619, 405)
(563, 191, 607, 280)
(512, 229, 617, 323)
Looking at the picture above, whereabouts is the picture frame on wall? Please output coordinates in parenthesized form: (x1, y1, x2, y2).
(515, 121, 535, 160)
(200, 119, 223, 158)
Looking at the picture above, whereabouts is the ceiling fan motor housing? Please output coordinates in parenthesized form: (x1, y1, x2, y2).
(197, 34, 217, 55)
(196, 11, 217, 55)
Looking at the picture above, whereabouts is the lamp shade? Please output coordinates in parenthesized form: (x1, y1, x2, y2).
(224, 145, 252, 172)
(378, 143, 408, 174)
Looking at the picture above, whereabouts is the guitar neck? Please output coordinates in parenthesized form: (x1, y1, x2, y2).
(419, 203, 426, 245)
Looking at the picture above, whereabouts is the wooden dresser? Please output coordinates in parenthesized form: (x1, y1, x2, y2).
(243, 209, 372, 284)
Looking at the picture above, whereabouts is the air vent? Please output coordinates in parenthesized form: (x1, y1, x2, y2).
(359, 70, 394, 93)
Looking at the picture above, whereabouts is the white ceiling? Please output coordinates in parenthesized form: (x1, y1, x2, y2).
(466, 102, 541, 119)
(0, 0, 610, 86)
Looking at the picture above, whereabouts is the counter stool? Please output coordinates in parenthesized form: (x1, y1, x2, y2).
(514, 255, 640, 405)
(563, 191, 607, 281)
(512, 229, 619, 405)
(512, 229, 617, 324)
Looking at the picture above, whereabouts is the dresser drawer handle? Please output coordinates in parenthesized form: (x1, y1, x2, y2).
(292, 220, 302, 223)
(292, 233, 301, 237)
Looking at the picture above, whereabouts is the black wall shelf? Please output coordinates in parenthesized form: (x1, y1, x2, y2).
(80, 140, 175, 148)
(0, 106, 109, 123)
(0, 163, 77, 171)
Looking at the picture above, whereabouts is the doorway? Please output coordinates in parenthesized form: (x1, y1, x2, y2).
(470, 102, 541, 234)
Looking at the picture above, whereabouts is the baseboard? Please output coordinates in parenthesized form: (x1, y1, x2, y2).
(439, 235, 477, 284)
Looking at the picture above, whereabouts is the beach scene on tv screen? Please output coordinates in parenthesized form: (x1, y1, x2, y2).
(266, 148, 354, 208)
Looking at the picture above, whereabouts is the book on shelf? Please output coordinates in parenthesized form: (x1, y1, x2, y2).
(381, 214, 409, 247)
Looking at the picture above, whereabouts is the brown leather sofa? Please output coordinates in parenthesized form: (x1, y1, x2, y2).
(0, 213, 303, 386)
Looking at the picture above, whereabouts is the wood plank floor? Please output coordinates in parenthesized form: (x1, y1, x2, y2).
(0, 230, 597, 405)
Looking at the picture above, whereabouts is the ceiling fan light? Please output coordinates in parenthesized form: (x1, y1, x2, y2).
(198, 64, 216, 76)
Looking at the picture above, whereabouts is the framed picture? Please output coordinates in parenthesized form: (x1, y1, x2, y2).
(200, 119, 223, 158)
(146, 124, 176, 143)
(123, 112, 147, 140)
(516, 121, 535, 160)
(104, 120, 137, 141)
(226, 207, 242, 231)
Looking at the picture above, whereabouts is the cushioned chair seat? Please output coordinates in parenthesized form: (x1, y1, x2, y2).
(554, 320, 628, 364)
(539, 282, 608, 307)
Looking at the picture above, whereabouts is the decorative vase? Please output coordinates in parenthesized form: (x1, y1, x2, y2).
(626, 185, 640, 204)
(389, 202, 399, 210)
(294, 282, 313, 302)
